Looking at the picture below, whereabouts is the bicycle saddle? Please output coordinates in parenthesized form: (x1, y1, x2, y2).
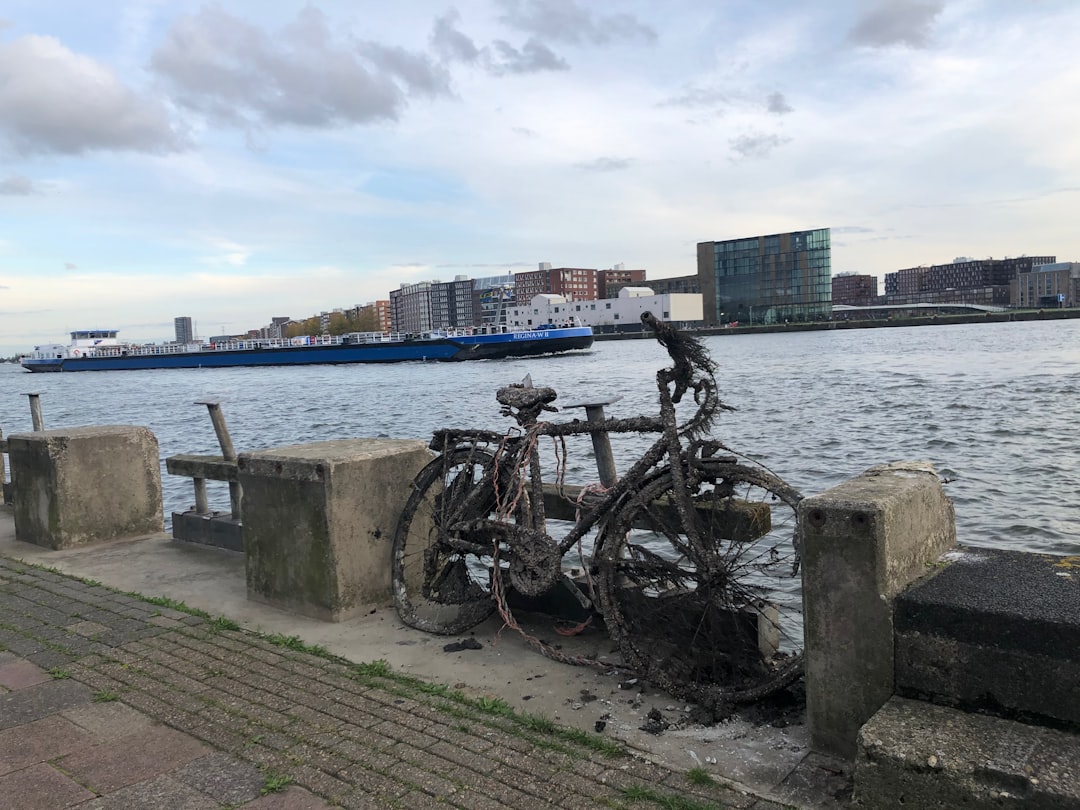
(496, 384, 558, 411)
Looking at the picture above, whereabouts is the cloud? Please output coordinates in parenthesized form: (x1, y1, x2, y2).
(575, 157, 634, 172)
(659, 86, 731, 110)
(151, 6, 451, 130)
(849, 0, 945, 49)
(65, 263, 77, 270)
(497, 0, 657, 46)
(0, 34, 184, 155)
(833, 226, 876, 234)
(488, 37, 568, 75)
(0, 174, 35, 195)
(431, 10, 480, 64)
(730, 132, 790, 160)
(766, 91, 793, 114)
(197, 237, 251, 267)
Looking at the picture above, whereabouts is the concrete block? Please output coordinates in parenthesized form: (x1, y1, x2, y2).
(170, 510, 244, 553)
(239, 439, 431, 622)
(7, 426, 164, 549)
(855, 696, 1080, 809)
(895, 546, 1080, 726)
(799, 461, 955, 759)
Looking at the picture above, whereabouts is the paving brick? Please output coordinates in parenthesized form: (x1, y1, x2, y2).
(0, 656, 52, 689)
(62, 701, 155, 742)
(171, 750, 266, 805)
(243, 784, 336, 809)
(0, 762, 95, 809)
(78, 774, 220, 809)
(0, 678, 94, 730)
(0, 714, 96, 775)
(56, 724, 209, 793)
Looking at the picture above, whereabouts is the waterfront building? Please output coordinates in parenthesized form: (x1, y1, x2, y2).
(647, 275, 700, 296)
(430, 276, 477, 330)
(697, 228, 832, 327)
(390, 282, 434, 333)
(263, 316, 291, 339)
(884, 256, 1055, 306)
(832, 273, 879, 307)
(390, 278, 479, 333)
(174, 316, 194, 344)
(505, 287, 703, 332)
(601, 264, 647, 298)
(1011, 262, 1080, 308)
(343, 301, 391, 332)
(515, 264, 600, 303)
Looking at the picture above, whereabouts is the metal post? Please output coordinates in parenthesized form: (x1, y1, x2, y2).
(563, 396, 620, 488)
(195, 400, 241, 519)
(193, 478, 209, 514)
(24, 393, 44, 431)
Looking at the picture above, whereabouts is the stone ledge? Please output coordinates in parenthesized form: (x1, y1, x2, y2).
(896, 546, 1080, 726)
(855, 697, 1080, 809)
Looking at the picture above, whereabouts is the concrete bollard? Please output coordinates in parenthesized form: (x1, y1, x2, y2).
(238, 438, 431, 622)
(798, 461, 956, 760)
(7, 425, 164, 549)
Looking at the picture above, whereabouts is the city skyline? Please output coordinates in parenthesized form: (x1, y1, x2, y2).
(2, 1, 1079, 354)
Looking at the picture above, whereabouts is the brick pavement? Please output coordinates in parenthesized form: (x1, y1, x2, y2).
(0, 558, 792, 809)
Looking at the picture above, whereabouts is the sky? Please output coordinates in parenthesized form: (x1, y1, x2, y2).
(1, 0, 1078, 353)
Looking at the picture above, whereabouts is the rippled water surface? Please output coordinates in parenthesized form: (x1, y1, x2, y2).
(4, 319, 1079, 555)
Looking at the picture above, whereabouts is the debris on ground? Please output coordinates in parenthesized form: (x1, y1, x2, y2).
(443, 638, 484, 652)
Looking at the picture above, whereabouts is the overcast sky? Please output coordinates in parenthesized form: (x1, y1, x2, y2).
(2, 0, 1078, 352)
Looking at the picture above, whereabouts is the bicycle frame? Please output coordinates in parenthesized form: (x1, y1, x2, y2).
(430, 334, 723, 562)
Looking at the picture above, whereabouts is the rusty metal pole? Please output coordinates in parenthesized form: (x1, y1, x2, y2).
(0, 426, 6, 504)
(193, 478, 209, 515)
(25, 393, 45, 431)
(195, 400, 241, 519)
(564, 396, 620, 488)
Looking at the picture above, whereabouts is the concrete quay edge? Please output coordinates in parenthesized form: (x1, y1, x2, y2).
(0, 504, 846, 809)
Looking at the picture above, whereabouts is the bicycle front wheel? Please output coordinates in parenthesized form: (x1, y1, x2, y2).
(393, 447, 507, 635)
(595, 459, 804, 709)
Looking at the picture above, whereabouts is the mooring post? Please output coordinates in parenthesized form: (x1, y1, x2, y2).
(195, 399, 241, 519)
(24, 393, 45, 431)
(563, 396, 620, 488)
(0, 426, 7, 504)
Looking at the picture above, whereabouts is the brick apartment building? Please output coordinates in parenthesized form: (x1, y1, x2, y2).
(832, 273, 879, 307)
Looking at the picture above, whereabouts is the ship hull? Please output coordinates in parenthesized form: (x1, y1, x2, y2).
(20, 328, 594, 372)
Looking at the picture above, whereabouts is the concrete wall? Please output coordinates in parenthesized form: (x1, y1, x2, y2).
(799, 461, 956, 759)
(7, 425, 163, 549)
(239, 438, 430, 622)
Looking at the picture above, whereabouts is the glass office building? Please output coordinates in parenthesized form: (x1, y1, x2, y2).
(697, 228, 832, 327)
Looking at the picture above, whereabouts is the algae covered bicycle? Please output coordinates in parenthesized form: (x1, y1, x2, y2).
(391, 312, 804, 710)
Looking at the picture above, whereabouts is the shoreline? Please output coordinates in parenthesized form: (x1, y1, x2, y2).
(593, 306, 1080, 341)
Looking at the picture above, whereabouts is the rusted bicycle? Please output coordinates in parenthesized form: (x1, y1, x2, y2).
(392, 312, 804, 709)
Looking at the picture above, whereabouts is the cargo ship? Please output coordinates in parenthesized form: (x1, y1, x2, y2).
(20, 325, 594, 372)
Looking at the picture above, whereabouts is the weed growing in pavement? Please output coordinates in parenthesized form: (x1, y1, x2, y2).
(142, 595, 210, 618)
(475, 695, 513, 716)
(686, 767, 715, 786)
(93, 690, 119, 702)
(352, 659, 391, 678)
(619, 784, 720, 810)
(260, 771, 293, 795)
(265, 633, 329, 657)
(208, 616, 240, 633)
(49, 668, 72, 679)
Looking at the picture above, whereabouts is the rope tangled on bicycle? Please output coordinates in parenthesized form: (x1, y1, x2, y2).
(391, 312, 805, 715)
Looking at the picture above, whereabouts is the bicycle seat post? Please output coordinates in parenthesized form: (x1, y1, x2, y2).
(562, 395, 621, 487)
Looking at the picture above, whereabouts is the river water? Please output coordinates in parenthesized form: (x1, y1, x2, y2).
(3, 319, 1078, 556)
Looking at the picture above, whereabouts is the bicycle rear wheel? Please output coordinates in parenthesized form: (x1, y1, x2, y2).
(393, 447, 507, 635)
(595, 459, 803, 710)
